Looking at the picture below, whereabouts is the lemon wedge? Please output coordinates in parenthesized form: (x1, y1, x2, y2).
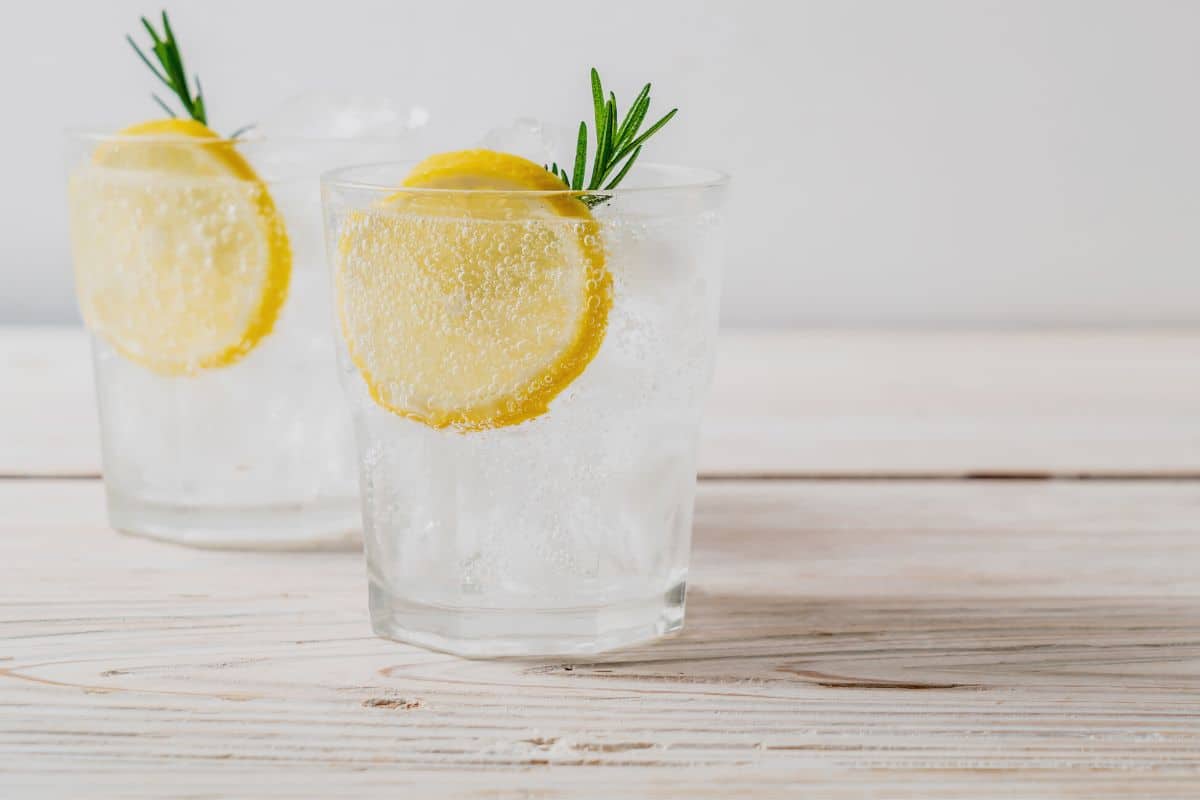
(336, 149, 612, 431)
(68, 118, 291, 375)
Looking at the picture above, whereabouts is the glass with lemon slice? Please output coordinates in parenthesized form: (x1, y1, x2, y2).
(323, 152, 728, 655)
(66, 121, 413, 548)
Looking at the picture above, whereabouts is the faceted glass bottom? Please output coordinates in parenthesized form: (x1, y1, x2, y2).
(108, 491, 361, 551)
(368, 579, 687, 658)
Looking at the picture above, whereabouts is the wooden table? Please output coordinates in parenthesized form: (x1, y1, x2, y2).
(3, 327, 1198, 798)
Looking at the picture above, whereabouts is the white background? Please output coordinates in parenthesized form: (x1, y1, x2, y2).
(3, 0, 1198, 326)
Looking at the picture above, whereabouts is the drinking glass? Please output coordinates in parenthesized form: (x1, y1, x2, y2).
(65, 132, 412, 549)
(322, 161, 728, 655)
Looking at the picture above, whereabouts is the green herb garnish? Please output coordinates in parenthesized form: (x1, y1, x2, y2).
(127, 11, 207, 125)
(546, 68, 677, 207)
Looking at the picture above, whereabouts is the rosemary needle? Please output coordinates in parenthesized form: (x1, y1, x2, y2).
(126, 11, 207, 125)
(546, 68, 677, 208)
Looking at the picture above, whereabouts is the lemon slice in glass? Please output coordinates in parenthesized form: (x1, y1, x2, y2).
(68, 118, 291, 375)
(336, 149, 612, 431)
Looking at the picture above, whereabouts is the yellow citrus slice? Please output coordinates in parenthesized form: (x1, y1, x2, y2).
(336, 149, 612, 431)
(67, 118, 291, 375)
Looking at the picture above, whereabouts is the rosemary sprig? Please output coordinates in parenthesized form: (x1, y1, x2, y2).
(127, 11, 207, 125)
(546, 68, 677, 208)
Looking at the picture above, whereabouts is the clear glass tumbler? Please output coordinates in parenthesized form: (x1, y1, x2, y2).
(65, 131, 412, 549)
(322, 160, 728, 655)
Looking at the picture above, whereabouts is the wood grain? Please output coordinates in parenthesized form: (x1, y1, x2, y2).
(2, 479, 1198, 797)
(5, 327, 1200, 478)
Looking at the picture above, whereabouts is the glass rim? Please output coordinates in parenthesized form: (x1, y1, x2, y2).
(321, 160, 731, 197)
(64, 127, 421, 146)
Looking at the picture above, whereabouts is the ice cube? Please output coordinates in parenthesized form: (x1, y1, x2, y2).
(480, 118, 573, 166)
(254, 91, 430, 139)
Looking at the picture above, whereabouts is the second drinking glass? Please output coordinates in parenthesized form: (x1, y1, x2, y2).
(66, 127, 415, 549)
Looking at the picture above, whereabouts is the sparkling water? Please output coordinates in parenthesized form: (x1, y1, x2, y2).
(88, 173, 361, 548)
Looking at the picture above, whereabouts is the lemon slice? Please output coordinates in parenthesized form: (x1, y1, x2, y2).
(67, 118, 291, 375)
(336, 149, 612, 431)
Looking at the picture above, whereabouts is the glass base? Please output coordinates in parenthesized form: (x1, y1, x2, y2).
(368, 579, 687, 658)
(108, 493, 361, 551)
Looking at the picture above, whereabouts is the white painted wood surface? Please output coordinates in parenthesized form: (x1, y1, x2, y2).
(4, 327, 1200, 478)
(3, 327, 1199, 796)
(2, 479, 1198, 797)
(704, 328, 1200, 477)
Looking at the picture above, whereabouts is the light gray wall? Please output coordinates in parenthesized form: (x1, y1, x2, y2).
(4, 0, 1199, 326)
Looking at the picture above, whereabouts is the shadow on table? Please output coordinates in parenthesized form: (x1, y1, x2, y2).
(565, 589, 1200, 691)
